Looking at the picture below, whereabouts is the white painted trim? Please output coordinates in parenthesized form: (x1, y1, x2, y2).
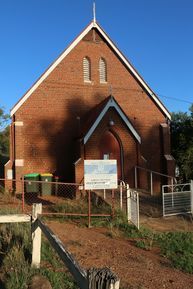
(94, 23, 171, 119)
(160, 123, 168, 127)
(11, 21, 171, 119)
(14, 121, 23, 126)
(114, 102, 141, 142)
(11, 22, 94, 116)
(15, 159, 24, 167)
(0, 214, 31, 223)
(164, 154, 175, 161)
(74, 158, 82, 165)
(141, 155, 147, 163)
(4, 159, 11, 167)
(84, 97, 141, 144)
(7, 169, 13, 180)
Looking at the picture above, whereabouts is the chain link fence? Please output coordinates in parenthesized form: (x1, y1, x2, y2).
(0, 178, 119, 225)
(0, 178, 24, 213)
(0, 178, 140, 228)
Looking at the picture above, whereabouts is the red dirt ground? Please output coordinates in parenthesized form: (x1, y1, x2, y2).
(2, 191, 193, 288)
(46, 219, 193, 289)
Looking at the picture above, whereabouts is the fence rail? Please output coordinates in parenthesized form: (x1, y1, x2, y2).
(0, 203, 120, 289)
(0, 178, 140, 229)
(0, 178, 114, 226)
(0, 179, 139, 228)
(134, 166, 175, 195)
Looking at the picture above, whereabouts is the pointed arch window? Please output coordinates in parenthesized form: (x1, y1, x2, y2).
(99, 58, 107, 83)
(83, 57, 91, 82)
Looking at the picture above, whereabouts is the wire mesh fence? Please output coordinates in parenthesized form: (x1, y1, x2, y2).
(0, 179, 24, 213)
(0, 178, 120, 226)
(0, 178, 140, 228)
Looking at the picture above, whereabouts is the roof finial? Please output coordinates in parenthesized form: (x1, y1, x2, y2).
(93, 2, 96, 23)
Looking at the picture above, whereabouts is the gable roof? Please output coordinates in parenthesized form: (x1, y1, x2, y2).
(81, 95, 141, 144)
(11, 21, 171, 119)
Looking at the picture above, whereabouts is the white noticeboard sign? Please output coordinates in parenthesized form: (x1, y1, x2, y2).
(84, 159, 118, 190)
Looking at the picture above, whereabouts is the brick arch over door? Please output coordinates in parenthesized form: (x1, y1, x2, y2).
(99, 130, 123, 180)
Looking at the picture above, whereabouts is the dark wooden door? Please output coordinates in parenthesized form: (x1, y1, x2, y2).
(99, 130, 122, 179)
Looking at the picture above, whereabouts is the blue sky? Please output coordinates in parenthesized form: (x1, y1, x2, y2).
(0, 0, 193, 115)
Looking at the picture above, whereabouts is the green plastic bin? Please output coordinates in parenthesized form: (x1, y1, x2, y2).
(40, 173, 53, 195)
(24, 173, 40, 193)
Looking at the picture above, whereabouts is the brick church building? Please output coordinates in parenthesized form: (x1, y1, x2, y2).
(5, 19, 175, 192)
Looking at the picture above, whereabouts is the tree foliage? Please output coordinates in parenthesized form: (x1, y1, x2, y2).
(0, 108, 9, 155)
(0, 107, 9, 127)
(171, 104, 193, 181)
(0, 125, 9, 156)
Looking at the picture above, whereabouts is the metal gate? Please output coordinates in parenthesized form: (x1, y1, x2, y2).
(126, 185, 139, 229)
(162, 181, 193, 217)
(114, 182, 139, 229)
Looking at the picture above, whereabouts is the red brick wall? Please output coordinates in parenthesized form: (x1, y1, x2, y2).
(84, 108, 138, 187)
(74, 157, 84, 184)
(12, 28, 170, 186)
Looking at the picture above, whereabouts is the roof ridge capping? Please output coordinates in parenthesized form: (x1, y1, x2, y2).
(11, 20, 171, 119)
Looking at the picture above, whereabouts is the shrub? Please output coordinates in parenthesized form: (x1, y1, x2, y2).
(158, 232, 193, 273)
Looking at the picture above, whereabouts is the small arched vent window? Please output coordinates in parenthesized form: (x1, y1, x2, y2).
(83, 57, 91, 82)
(99, 58, 107, 83)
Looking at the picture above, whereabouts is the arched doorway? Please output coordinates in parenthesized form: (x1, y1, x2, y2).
(99, 130, 123, 180)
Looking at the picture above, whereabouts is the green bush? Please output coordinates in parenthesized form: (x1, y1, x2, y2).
(158, 232, 193, 273)
(99, 211, 193, 273)
(40, 268, 77, 289)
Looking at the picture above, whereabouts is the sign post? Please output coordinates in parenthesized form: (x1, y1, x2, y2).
(84, 160, 118, 226)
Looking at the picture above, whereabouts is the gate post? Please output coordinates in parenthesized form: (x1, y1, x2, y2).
(136, 192, 140, 230)
(21, 176, 25, 213)
(134, 166, 138, 189)
(88, 190, 91, 228)
(191, 180, 193, 215)
(126, 184, 131, 222)
(120, 181, 125, 210)
(31, 203, 42, 268)
(162, 187, 165, 217)
(120, 184, 123, 210)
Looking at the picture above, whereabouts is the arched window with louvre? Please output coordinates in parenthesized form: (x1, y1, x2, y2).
(83, 57, 91, 82)
(99, 58, 107, 83)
